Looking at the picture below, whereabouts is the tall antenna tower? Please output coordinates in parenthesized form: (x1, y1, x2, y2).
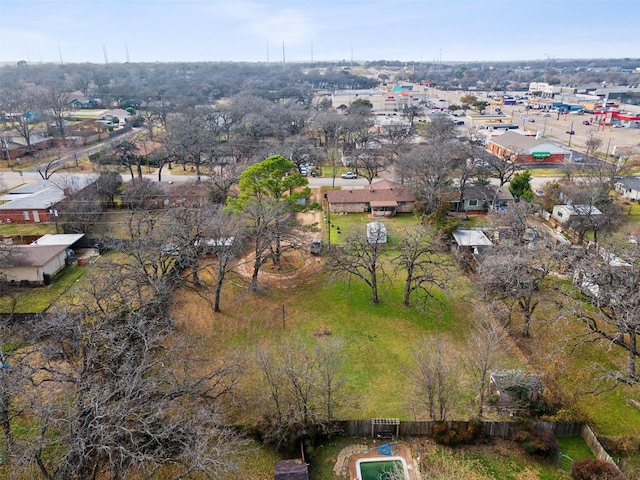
(311, 41, 314, 65)
(266, 41, 270, 63)
(125, 42, 130, 63)
(58, 43, 64, 65)
(102, 44, 109, 64)
(282, 41, 286, 70)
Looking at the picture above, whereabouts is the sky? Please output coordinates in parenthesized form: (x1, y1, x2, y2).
(1, 0, 639, 65)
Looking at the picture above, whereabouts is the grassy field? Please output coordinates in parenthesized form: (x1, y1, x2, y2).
(4, 204, 640, 478)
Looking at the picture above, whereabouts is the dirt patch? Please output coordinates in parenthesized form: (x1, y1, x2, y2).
(233, 192, 326, 288)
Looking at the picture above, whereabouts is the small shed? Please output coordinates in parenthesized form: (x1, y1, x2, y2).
(366, 221, 387, 244)
(274, 459, 309, 480)
(489, 370, 544, 406)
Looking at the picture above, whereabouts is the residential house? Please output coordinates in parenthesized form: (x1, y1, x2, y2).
(551, 204, 603, 225)
(1, 129, 55, 161)
(486, 131, 570, 165)
(326, 179, 416, 216)
(0, 177, 96, 224)
(0, 234, 85, 285)
(615, 176, 640, 201)
(69, 95, 101, 109)
(452, 184, 514, 212)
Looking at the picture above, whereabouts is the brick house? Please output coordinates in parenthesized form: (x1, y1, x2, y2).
(326, 179, 416, 215)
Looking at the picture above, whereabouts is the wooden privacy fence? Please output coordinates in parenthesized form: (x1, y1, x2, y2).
(337, 420, 584, 439)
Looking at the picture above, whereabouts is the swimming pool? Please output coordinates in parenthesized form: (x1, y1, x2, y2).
(355, 457, 409, 480)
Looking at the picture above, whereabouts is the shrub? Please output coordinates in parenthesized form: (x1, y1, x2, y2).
(571, 459, 623, 480)
(432, 421, 484, 446)
(520, 428, 558, 457)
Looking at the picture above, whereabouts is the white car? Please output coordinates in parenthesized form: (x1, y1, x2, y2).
(341, 171, 357, 179)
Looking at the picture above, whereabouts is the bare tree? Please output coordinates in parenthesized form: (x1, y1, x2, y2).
(487, 199, 538, 243)
(328, 226, 388, 304)
(400, 143, 455, 215)
(409, 336, 460, 421)
(478, 243, 559, 337)
(24, 302, 248, 480)
(391, 224, 452, 308)
(5, 88, 44, 155)
(584, 131, 603, 158)
(487, 149, 520, 186)
(237, 198, 299, 291)
(254, 335, 346, 449)
(37, 147, 81, 180)
(0, 322, 28, 462)
(42, 88, 70, 142)
(571, 243, 640, 386)
(464, 311, 511, 418)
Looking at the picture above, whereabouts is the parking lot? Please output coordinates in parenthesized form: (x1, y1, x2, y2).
(428, 87, 640, 155)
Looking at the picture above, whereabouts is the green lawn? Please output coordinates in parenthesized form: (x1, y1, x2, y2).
(0, 223, 57, 236)
(557, 436, 594, 461)
(0, 265, 86, 313)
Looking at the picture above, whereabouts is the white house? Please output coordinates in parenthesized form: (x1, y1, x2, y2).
(551, 205, 603, 225)
(615, 176, 640, 201)
(0, 245, 69, 284)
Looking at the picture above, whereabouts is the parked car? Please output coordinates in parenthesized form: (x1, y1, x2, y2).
(574, 157, 584, 163)
(310, 238, 322, 255)
(341, 171, 357, 179)
(452, 119, 464, 125)
(534, 189, 545, 197)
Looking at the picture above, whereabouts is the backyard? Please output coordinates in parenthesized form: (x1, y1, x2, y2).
(2, 205, 639, 478)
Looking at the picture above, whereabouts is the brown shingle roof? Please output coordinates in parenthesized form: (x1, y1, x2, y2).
(326, 180, 415, 205)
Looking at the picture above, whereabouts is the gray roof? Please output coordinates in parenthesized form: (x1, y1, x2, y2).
(616, 176, 640, 192)
(463, 184, 514, 202)
(0, 244, 67, 268)
(452, 229, 493, 247)
(488, 131, 569, 154)
(8, 179, 56, 195)
(0, 176, 96, 211)
(0, 187, 65, 210)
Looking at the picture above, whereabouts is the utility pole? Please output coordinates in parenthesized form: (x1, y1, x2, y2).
(566, 121, 575, 147)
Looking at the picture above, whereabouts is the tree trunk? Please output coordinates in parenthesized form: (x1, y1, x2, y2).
(0, 389, 13, 455)
(403, 270, 413, 307)
(628, 329, 637, 380)
(214, 272, 224, 312)
(522, 310, 531, 337)
(371, 272, 379, 304)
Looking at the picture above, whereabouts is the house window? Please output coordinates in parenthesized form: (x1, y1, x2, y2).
(557, 211, 563, 218)
(22, 211, 29, 220)
(468, 199, 478, 206)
